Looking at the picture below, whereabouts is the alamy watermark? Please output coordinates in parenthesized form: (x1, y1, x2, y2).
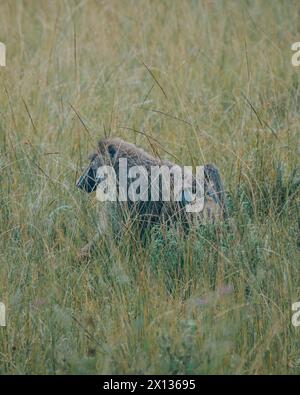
(0, 42, 6, 67)
(291, 42, 300, 66)
(292, 301, 300, 327)
(0, 302, 5, 327)
(94, 159, 205, 213)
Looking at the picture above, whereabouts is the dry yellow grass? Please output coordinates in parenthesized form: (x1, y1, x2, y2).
(0, 0, 299, 374)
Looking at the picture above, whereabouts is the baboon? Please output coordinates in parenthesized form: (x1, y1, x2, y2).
(76, 137, 227, 257)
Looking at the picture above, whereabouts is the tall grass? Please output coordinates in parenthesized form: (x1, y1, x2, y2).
(0, 0, 299, 374)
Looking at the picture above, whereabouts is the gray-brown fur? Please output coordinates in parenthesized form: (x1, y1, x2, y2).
(77, 137, 227, 257)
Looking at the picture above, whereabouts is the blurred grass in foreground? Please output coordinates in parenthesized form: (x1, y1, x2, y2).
(0, 0, 299, 374)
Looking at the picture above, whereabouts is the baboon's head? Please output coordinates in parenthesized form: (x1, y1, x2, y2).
(76, 138, 122, 193)
(76, 152, 102, 193)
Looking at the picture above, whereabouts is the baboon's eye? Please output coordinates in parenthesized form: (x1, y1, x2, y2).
(108, 145, 116, 158)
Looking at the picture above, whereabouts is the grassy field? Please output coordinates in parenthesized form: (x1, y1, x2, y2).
(0, 0, 299, 374)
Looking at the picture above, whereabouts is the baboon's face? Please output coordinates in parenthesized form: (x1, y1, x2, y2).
(76, 141, 117, 193)
(76, 152, 102, 193)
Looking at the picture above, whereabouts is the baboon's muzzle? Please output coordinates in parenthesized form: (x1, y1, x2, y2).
(76, 165, 98, 193)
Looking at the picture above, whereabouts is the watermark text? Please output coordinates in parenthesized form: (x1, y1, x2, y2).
(292, 301, 300, 327)
(0, 42, 6, 67)
(0, 302, 5, 327)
